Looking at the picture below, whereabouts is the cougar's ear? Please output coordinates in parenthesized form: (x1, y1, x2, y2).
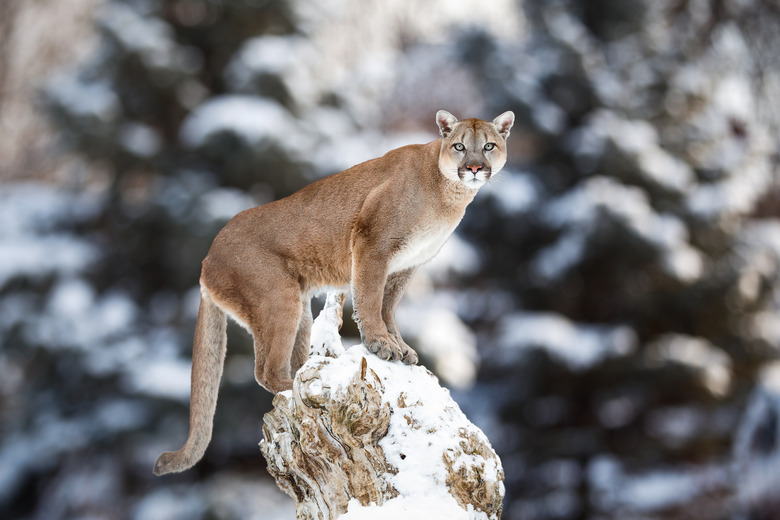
(436, 110, 458, 138)
(492, 111, 515, 140)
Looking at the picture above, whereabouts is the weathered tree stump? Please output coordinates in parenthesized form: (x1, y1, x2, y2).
(260, 294, 504, 519)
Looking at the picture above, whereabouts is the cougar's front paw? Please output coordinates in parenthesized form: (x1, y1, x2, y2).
(365, 333, 402, 362)
(390, 332, 418, 365)
(398, 340, 418, 365)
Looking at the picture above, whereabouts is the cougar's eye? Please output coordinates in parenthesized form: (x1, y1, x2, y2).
(484, 142, 495, 151)
(453, 143, 465, 152)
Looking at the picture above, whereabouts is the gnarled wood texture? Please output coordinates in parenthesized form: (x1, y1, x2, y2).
(261, 325, 504, 519)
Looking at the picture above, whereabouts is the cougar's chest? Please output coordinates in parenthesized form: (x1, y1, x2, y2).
(388, 219, 459, 274)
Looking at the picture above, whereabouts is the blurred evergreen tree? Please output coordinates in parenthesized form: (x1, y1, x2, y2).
(3, 1, 316, 518)
(452, 1, 780, 518)
(44, 0, 301, 300)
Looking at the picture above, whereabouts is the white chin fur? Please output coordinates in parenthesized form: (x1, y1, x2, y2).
(463, 177, 486, 189)
(463, 170, 490, 189)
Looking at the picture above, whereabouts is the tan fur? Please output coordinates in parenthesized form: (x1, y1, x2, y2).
(153, 110, 514, 475)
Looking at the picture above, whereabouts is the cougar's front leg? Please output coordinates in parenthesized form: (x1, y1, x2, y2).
(382, 268, 418, 364)
(350, 235, 403, 362)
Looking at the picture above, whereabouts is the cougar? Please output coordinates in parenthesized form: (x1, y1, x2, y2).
(153, 109, 515, 475)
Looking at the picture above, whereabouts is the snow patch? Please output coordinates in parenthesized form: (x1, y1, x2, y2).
(179, 95, 298, 150)
(645, 334, 733, 397)
(482, 170, 541, 216)
(197, 188, 256, 223)
(0, 183, 100, 289)
(395, 301, 479, 389)
(588, 455, 724, 513)
(224, 35, 318, 109)
(496, 310, 637, 371)
(422, 232, 481, 283)
(309, 291, 347, 358)
(118, 122, 162, 158)
(534, 176, 704, 283)
(126, 357, 192, 401)
(45, 73, 120, 122)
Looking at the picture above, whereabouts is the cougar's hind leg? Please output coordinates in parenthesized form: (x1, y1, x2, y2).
(248, 282, 303, 394)
(290, 298, 313, 377)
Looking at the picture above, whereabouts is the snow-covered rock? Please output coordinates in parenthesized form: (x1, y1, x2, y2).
(260, 299, 504, 519)
(308, 291, 347, 358)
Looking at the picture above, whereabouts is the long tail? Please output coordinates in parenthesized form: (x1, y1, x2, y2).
(154, 288, 227, 475)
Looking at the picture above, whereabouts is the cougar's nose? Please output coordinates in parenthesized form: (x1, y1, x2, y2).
(467, 164, 483, 174)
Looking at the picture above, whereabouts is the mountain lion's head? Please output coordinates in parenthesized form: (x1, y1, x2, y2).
(436, 110, 515, 190)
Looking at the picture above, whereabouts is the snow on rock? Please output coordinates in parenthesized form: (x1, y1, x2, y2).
(260, 322, 504, 519)
(309, 291, 347, 358)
